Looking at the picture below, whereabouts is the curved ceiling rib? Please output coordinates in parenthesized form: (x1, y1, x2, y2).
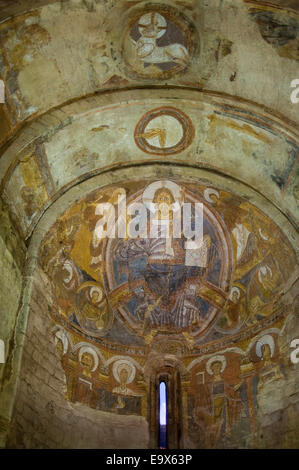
(0, 89, 298, 241)
(0, 0, 298, 149)
(0, 0, 298, 451)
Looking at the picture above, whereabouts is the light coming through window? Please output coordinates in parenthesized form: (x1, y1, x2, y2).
(159, 381, 167, 448)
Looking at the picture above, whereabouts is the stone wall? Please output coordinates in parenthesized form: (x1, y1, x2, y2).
(7, 266, 149, 449)
(0, 199, 26, 378)
(0, 199, 26, 446)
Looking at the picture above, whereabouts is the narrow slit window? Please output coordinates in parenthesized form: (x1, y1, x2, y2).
(159, 381, 167, 449)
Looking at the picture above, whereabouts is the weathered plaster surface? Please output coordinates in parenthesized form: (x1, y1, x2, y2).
(6, 266, 149, 449)
(0, 0, 297, 450)
(0, 0, 298, 148)
(0, 90, 298, 240)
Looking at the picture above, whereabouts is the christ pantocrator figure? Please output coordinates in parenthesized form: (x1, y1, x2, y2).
(115, 181, 218, 329)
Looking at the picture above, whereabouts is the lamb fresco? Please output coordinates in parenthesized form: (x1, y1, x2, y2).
(123, 9, 193, 79)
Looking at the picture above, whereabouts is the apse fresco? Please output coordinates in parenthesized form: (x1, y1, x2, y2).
(40, 179, 296, 434)
(187, 332, 289, 448)
(53, 327, 146, 416)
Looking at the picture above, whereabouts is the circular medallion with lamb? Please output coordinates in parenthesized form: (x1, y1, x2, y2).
(122, 8, 195, 79)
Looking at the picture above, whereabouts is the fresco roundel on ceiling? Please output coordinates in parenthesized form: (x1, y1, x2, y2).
(134, 107, 194, 155)
(122, 8, 194, 79)
(40, 179, 296, 348)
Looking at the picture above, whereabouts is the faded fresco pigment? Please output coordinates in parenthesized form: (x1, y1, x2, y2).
(0, 0, 298, 450)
